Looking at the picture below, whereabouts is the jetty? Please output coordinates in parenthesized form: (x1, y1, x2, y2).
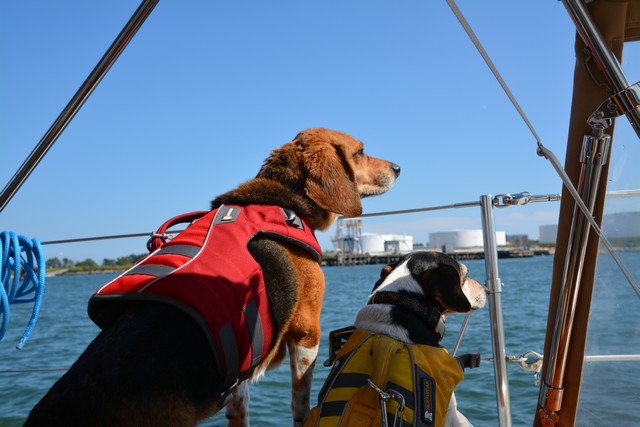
(323, 247, 553, 266)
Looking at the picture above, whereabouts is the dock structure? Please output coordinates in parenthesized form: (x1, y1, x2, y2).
(323, 253, 402, 266)
(322, 248, 552, 266)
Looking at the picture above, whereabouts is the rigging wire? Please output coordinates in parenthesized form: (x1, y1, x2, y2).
(445, 0, 640, 299)
(445, 0, 543, 145)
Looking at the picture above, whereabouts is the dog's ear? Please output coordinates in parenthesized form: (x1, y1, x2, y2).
(300, 138, 362, 217)
(420, 265, 471, 313)
(256, 141, 302, 184)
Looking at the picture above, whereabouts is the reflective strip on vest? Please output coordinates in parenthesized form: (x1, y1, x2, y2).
(243, 300, 264, 370)
(219, 323, 239, 387)
(125, 264, 177, 278)
(155, 244, 201, 258)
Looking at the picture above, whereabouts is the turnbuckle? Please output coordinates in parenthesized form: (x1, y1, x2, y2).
(493, 192, 561, 208)
(367, 378, 406, 427)
(507, 350, 544, 385)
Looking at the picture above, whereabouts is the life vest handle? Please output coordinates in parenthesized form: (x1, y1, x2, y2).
(324, 325, 357, 366)
(370, 335, 404, 389)
(146, 210, 210, 252)
(340, 335, 404, 427)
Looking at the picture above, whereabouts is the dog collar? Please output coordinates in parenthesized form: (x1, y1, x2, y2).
(369, 291, 446, 341)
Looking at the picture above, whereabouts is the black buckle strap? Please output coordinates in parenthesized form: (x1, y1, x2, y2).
(456, 353, 481, 371)
(369, 291, 446, 341)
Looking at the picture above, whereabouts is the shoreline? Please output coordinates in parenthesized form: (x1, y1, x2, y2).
(46, 268, 127, 277)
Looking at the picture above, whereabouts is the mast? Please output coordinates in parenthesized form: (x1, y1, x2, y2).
(535, 1, 640, 426)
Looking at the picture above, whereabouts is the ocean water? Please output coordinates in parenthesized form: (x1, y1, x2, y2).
(0, 253, 638, 426)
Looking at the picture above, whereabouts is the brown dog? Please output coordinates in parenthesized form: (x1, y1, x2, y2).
(25, 128, 399, 427)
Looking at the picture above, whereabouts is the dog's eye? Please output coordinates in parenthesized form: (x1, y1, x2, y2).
(355, 148, 364, 157)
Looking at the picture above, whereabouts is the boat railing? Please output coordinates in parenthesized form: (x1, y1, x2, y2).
(28, 188, 640, 426)
(446, 1, 640, 424)
(338, 188, 640, 427)
(540, 2, 640, 424)
(332, 191, 562, 427)
(3, 1, 639, 425)
(36, 190, 557, 425)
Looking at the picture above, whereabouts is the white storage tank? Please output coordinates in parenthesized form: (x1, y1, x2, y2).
(360, 233, 413, 255)
(428, 230, 506, 250)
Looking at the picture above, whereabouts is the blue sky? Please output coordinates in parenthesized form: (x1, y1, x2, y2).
(1, 1, 639, 263)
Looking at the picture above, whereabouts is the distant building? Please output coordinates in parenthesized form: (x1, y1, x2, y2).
(539, 211, 639, 243)
(428, 230, 506, 250)
(602, 212, 640, 237)
(539, 224, 558, 244)
(506, 234, 529, 246)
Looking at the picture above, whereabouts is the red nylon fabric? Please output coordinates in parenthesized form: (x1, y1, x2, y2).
(89, 204, 321, 379)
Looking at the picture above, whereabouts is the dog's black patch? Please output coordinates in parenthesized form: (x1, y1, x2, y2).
(25, 302, 223, 426)
(407, 253, 471, 313)
(388, 290, 442, 347)
(405, 252, 459, 279)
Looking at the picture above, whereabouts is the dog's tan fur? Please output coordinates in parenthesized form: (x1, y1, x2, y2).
(25, 128, 399, 427)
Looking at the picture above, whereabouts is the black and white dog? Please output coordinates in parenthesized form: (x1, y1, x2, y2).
(308, 251, 487, 427)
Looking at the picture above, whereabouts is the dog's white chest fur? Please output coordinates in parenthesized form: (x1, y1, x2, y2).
(354, 259, 418, 343)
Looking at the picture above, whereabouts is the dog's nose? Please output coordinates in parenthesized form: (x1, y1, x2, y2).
(391, 163, 401, 177)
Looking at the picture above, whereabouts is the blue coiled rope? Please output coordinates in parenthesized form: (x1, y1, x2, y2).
(0, 231, 46, 349)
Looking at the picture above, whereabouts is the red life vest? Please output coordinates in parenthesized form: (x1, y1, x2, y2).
(88, 204, 322, 389)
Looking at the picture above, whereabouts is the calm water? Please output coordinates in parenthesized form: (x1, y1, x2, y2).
(1, 253, 638, 426)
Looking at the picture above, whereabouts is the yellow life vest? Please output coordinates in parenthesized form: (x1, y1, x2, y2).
(305, 330, 463, 427)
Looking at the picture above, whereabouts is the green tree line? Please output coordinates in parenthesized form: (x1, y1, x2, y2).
(46, 253, 147, 273)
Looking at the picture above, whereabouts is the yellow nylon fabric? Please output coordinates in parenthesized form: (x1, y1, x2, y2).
(306, 330, 463, 427)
